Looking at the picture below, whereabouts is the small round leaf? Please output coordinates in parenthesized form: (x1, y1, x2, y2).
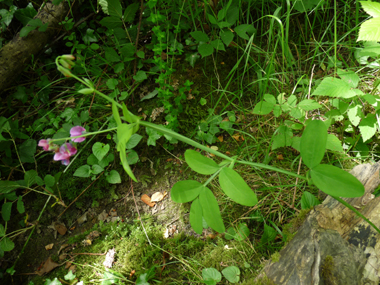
(185, 149, 220, 175)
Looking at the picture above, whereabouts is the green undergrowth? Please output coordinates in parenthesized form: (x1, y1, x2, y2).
(30, 216, 260, 284)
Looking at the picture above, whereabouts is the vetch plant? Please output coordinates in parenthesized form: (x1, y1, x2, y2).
(38, 55, 369, 236)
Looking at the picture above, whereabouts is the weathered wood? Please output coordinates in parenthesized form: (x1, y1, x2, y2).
(257, 161, 380, 285)
(0, 1, 69, 95)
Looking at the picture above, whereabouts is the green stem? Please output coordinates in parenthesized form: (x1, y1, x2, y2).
(332, 196, 380, 235)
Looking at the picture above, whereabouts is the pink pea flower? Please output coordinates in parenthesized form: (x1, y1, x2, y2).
(70, 126, 86, 143)
(38, 139, 59, 152)
(54, 143, 77, 165)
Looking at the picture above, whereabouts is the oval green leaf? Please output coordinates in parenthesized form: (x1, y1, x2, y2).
(199, 188, 225, 233)
(190, 198, 203, 234)
(112, 102, 121, 126)
(219, 168, 258, 206)
(300, 120, 327, 169)
(310, 164, 364, 198)
(119, 141, 137, 182)
(185, 149, 220, 175)
(222, 266, 240, 283)
(171, 180, 204, 203)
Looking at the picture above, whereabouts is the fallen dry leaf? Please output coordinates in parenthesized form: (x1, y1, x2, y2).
(82, 239, 92, 246)
(151, 191, 166, 202)
(54, 222, 67, 236)
(277, 154, 284, 160)
(141, 194, 156, 207)
(36, 257, 60, 276)
(68, 265, 76, 273)
(98, 210, 108, 222)
(45, 243, 54, 250)
(130, 269, 136, 278)
(77, 212, 87, 225)
(103, 248, 116, 268)
(226, 151, 231, 155)
(65, 261, 72, 269)
(217, 135, 223, 142)
(232, 134, 240, 141)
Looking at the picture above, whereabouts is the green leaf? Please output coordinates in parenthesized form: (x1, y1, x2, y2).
(112, 102, 121, 126)
(133, 70, 147, 82)
(298, 99, 322, 111)
(199, 188, 225, 233)
(359, 114, 377, 142)
(146, 127, 162, 146)
(337, 69, 360, 88)
(312, 77, 357, 98)
(92, 142, 110, 162)
(91, 165, 104, 175)
(190, 198, 203, 234)
(198, 43, 214, 57)
(347, 105, 363, 126)
(19, 139, 37, 163)
(260, 224, 277, 244)
(73, 165, 91, 178)
(105, 47, 120, 62)
(291, 136, 301, 152)
(225, 227, 236, 240)
(126, 134, 143, 149)
(87, 154, 98, 165)
(64, 270, 76, 281)
(264, 94, 276, 105)
(106, 170, 121, 184)
(272, 126, 293, 150)
(185, 149, 220, 175)
(202, 268, 222, 283)
(2, 202, 12, 222)
(358, 17, 380, 42)
(234, 24, 256, 40)
(0, 224, 5, 237)
(210, 39, 225, 51)
(300, 120, 327, 169)
(14, 3, 37, 25)
(99, 16, 122, 29)
(310, 164, 365, 197)
(222, 266, 240, 283)
(123, 2, 139, 22)
(326, 134, 343, 152)
(185, 52, 200, 67)
(126, 149, 139, 165)
(252, 101, 274, 115)
(119, 141, 137, 182)
(107, 0, 122, 18)
(0, 181, 20, 194)
(44, 175, 55, 187)
(301, 191, 320, 209)
(234, 223, 250, 241)
(360, 1, 380, 18)
(19, 25, 37, 37)
(0, 237, 14, 252)
(17, 196, 25, 214)
(220, 30, 234, 46)
(141, 90, 158, 101)
(219, 167, 258, 206)
(171, 180, 204, 203)
(190, 31, 209, 42)
(24, 170, 38, 188)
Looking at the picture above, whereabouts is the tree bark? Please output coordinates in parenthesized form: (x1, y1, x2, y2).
(0, 1, 70, 96)
(257, 161, 380, 285)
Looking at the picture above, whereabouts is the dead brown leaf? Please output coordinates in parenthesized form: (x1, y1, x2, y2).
(217, 135, 223, 142)
(277, 154, 284, 160)
(36, 257, 60, 276)
(151, 191, 166, 202)
(141, 194, 156, 207)
(232, 134, 240, 141)
(45, 243, 54, 250)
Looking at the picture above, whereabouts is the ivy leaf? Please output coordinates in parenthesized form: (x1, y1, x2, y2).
(92, 142, 110, 162)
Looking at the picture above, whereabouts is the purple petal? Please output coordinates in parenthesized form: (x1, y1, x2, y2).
(70, 126, 86, 142)
(38, 139, 50, 151)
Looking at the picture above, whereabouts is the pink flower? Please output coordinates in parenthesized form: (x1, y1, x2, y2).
(38, 139, 59, 152)
(54, 143, 77, 165)
(70, 126, 86, 143)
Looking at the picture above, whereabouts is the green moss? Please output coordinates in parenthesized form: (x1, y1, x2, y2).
(270, 251, 280, 263)
(282, 208, 311, 245)
(321, 255, 336, 285)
